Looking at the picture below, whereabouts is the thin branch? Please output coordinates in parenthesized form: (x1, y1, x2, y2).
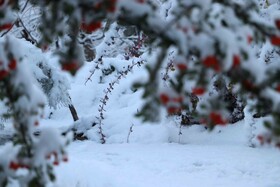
(84, 56, 103, 85)
(18, 17, 39, 45)
(96, 60, 145, 143)
(0, 20, 17, 38)
(126, 124, 134, 143)
(21, 0, 30, 13)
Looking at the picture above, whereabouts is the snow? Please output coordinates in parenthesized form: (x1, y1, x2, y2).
(1, 1, 280, 186)
(35, 61, 280, 187)
(1, 53, 279, 185)
(55, 142, 280, 187)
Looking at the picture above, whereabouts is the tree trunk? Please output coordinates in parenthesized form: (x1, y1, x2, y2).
(68, 104, 79, 121)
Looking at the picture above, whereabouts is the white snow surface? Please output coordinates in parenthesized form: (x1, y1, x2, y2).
(35, 62, 280, 187)
(55, 142, 280, 187)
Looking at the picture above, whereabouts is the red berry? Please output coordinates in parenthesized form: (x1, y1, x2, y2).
(53, 161, 59, 166)
(176, 63, 187, 71)
(270, 35, 280, 46)
(232, 55, 240, 68)
(275, 19, 280, 30)
(107, 6, 116, 12)
(0, 0, 4, 6)
(9, 161, 20, 170)
(0, 70, 9, 80)
(8, 59, 17, 70)
(172, 96, 183, 103)
(160, 93, 169, 105)
(276, 85, 280, 92)
(62, 156, 68, 162)
(107, 0, 117, 12)
(20, 164, 30, 169)
(81, 21, 101, 33)
(62, 61, 78, 71)
(34, 121, 39, 126)
(247, 35, 253, 44)
(41, 45, 49, 52)
(203, 56, 220, 72)
(167, 106, 181, 114)
(192, 87, 205, 96)
(242, 80, 255, 90)
(209, 112, 227, 125)
(0, 23, 12, 31)
(257, 135, 264, 145)
(137, 0, 144, 3)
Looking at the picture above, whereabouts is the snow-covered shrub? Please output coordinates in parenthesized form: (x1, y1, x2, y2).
(2, 0, 280, 185)
(36, 61, 71, 110)
(0, 36, 69, 187)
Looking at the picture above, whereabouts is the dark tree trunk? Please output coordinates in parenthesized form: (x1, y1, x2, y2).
(68, 104, 79, 121)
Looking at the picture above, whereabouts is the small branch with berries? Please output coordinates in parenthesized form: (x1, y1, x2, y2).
(125, 32, 147, 59)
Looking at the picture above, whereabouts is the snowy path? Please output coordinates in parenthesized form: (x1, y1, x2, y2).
(55, 141, 280, 187)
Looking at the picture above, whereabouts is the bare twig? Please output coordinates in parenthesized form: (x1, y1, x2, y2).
(0, 20, 17, 38)
(126, 124, 134, 143)
(96, 60, 145, 144)
(18, 17, 39, 45)
(85, 56, 103, 85)
(178, 123, 183, 143)
(21, 0, 31, 13)
(162, 51, 175, 82)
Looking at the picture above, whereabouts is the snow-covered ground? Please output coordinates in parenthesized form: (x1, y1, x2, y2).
(37, 62, 280, 187)
(2, 63, 280, 187)
(55, 141, 280, 187)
